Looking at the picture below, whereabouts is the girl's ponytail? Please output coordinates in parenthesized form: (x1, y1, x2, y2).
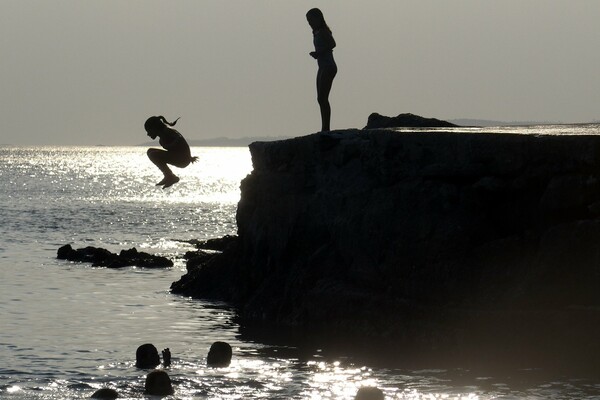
(158, 116, 180, 127)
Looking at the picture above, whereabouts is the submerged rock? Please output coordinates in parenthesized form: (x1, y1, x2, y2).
(57, 244, 173, 268)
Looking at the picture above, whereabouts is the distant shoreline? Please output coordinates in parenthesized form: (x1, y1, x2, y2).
(3, 120, 598, 148)
(139, 136, 291, 147)
(449, 118, 600, 127)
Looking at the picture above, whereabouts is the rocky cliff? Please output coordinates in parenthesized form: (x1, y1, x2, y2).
(172, 129, 600, 367)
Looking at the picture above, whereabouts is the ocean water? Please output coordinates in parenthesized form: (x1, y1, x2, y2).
(1, 135, 600, 399)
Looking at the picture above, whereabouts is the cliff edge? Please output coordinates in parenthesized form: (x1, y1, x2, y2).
(172, 129, 600, 367)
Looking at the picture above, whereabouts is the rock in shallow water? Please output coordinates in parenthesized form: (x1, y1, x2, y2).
(57, 244, 173, 268)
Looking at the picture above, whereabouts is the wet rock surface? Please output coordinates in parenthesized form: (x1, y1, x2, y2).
(57, 244, 173, 268)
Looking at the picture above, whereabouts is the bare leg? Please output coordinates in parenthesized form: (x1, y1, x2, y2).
(316, 66, 337, 132)
(147, 148, 178, 185)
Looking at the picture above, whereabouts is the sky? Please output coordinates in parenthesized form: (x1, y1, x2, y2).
(1, 0, 599, 145)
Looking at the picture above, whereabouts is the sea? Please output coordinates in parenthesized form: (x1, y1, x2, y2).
(2, 125, 600, 400)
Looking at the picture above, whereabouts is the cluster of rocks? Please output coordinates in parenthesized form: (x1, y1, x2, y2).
(57, 244, 173, 268)
(180, 235, 237, 268)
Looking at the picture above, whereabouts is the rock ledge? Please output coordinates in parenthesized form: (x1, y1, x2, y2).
(172, 128, 600, 367)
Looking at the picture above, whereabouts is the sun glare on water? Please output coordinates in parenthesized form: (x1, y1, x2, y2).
(27, 146, 254, 205)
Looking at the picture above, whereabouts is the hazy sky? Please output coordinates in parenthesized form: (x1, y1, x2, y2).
(2, 1, 599, 145)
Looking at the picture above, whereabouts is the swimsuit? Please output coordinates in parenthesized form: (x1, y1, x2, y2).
(159, 131, 193, 167)
(313, 30, 337, 69)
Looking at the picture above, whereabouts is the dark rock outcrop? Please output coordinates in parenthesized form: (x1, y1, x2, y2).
(171, 128, 600, 367)
(364, 112, 458, 129)
(179, 236, 238, 273)
(183, 234, 238, 252)
(57, 244, 173, 268)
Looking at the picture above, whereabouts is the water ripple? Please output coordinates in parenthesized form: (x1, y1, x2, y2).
(1, 146, 600, 399)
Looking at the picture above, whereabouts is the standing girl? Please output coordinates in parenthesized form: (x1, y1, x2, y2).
(306, 8, 337, 132)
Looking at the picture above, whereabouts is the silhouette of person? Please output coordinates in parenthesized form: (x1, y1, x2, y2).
(145, 116, 198, 188)
(90, 387, 119, 399)
(135, 343, 171, 369)
(206, 341, 232, 367)
(306, 8, 337, 132)
(145, 370, 174, 396)
(135, 343, 160, 369)
(355, 386, 385, 400)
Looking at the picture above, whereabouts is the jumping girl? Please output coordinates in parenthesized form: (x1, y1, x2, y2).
(145, 116, 198, 188)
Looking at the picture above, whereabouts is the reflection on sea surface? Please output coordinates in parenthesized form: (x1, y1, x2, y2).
(1, 145, 600, 399)
(392, 123, 600, 136)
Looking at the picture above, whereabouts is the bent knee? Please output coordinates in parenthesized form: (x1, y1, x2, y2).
(147, 148, 161, 160)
